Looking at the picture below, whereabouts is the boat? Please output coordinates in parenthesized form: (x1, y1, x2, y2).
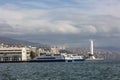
(29, 53, 85, 62)
(62, 54, 85, 62)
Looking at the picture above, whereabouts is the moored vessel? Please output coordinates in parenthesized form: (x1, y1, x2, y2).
(29, 53, 85, 62)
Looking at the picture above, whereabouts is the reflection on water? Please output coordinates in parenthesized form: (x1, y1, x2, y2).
(0, 61, 120, 80)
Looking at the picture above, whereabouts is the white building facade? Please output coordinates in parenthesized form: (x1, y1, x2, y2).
(0, 47, 31, 61)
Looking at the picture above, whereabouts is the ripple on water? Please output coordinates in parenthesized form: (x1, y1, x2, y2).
(0, 61, 120, 80)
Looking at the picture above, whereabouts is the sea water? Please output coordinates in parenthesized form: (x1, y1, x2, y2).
(0, 60, 120, 80)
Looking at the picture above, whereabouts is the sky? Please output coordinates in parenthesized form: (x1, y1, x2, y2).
(0, 0, 120, 48)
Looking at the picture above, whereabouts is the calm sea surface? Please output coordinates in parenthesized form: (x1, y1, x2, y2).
(0, 60, 120, 80)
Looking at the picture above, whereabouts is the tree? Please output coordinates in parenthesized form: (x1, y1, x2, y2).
(30, 51, 36, 59)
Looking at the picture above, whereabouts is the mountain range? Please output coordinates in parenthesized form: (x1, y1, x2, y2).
(0, 36, 120, 60)
(0, 36, 120, 51)
(0, 36, 48, 47)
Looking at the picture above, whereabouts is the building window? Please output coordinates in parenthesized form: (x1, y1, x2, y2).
(3, 57, 10, 61)
(12, 56, 19, 61)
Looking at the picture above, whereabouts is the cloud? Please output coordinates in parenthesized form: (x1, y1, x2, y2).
(0, 19, 22, 35)
(17, 20, 79, 34)
(0, 4, 81, 35)
(0, 0, 120, 47)
(0, 3, 120, 37)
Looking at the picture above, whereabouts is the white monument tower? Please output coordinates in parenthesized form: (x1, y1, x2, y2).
(89, 40, 96, 59)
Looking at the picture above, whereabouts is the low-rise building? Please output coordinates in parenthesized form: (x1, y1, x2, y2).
(50, 47, 59, 54)
(0, 47, 31, 61)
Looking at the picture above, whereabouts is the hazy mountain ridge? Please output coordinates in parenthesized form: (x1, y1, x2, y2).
(66, 48, 120, 60)
(95, 47, 120, 51)
(0, 36, 47, 47)
(0, 36, 120, 60)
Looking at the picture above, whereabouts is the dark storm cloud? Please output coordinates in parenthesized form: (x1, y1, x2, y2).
(0, 20, 14, 34)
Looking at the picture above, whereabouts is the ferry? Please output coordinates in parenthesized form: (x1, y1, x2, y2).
(29, 53, 85, 62)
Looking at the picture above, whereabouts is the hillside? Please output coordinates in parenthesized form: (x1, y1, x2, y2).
(0, 36, 47, 47)
(66, 48, 120, 60)
(0, 36, 120, 60)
